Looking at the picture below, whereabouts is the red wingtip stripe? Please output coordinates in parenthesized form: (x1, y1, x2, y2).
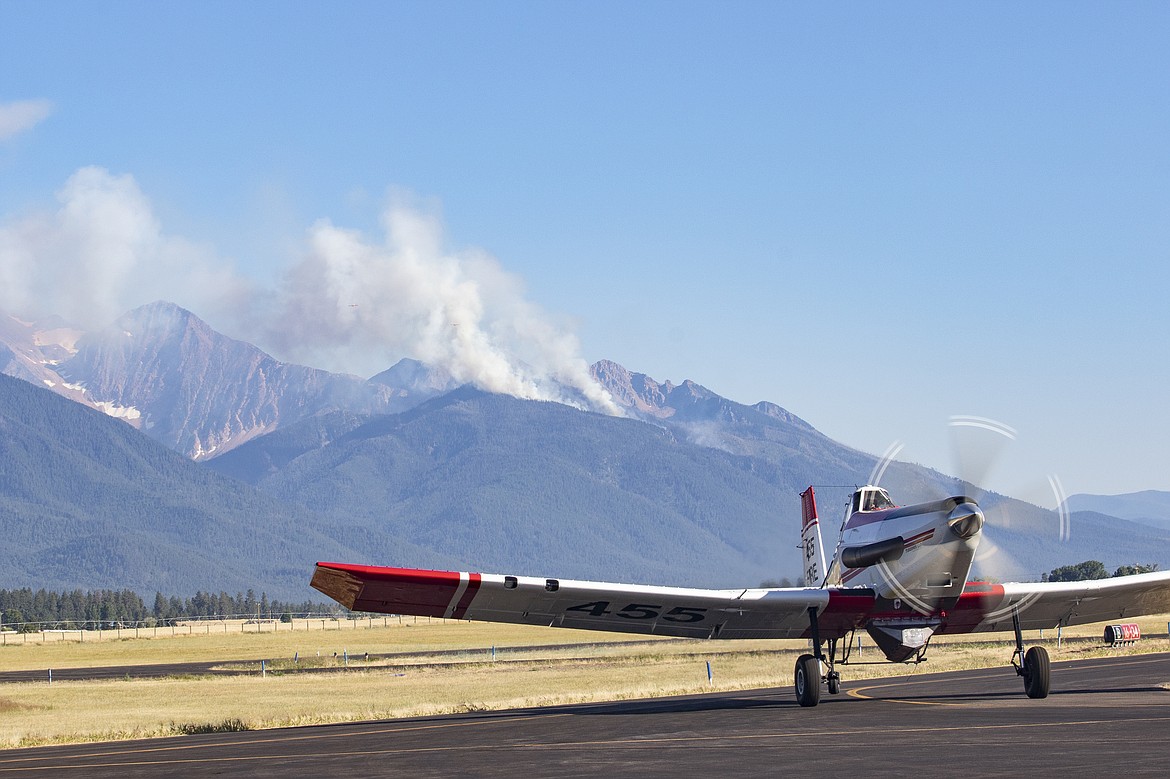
(315, 562, 470, 585)
(315, 563, 483, 619)
(451, 573, 482, 619)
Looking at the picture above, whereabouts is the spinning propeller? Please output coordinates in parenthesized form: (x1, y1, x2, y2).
(869, 416, 1070, 582)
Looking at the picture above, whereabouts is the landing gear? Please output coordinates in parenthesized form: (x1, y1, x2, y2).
(793, 607, 844, 707)
(1010, 610, 1051, 699)
(1022, 646, 1050, 699)
(795, 654, 821, 707)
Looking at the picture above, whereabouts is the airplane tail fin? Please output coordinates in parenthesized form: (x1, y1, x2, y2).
(799, 487, 827, 588)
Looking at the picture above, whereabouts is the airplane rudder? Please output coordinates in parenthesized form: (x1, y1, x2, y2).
(800, 486, 818, 530)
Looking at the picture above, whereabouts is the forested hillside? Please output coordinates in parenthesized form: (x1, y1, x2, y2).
(0, 373, 441, 599)
(209, 387, 807, 587)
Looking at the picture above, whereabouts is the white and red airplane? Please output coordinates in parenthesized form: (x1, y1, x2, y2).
(312, 485, 1170, 706)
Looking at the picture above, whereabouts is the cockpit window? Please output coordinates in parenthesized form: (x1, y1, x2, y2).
(862, 490, 895, 512)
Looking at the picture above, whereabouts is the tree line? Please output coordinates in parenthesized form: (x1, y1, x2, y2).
(1042, 560, 1159, 582)
(0, 587, 346, 630)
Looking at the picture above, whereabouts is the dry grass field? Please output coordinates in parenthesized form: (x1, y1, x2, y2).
(1, 615, 1167, 749)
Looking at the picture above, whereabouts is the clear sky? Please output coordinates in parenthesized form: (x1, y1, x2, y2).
(1, 1, 1168, 501)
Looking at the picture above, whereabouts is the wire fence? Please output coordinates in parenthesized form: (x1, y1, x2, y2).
(0, 613, 446, 644)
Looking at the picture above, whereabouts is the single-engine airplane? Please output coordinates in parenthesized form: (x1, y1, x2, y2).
(312, 485, 1170, 706)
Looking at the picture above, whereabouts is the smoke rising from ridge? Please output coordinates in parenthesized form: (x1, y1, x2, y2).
(265, 197, 620, 414)
(0, 166, 619, 415)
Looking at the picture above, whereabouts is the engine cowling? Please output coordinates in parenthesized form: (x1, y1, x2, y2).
(840, 536, 905, 569)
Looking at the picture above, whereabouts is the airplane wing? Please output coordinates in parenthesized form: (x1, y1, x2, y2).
(945, 570, 1170, 634)
(311, 562, 876, 640)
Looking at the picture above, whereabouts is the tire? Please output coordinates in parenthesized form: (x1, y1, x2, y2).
(827, 674, 841, 695)
(794, 654, 821, 707)
(1023, 646, 1050, 699)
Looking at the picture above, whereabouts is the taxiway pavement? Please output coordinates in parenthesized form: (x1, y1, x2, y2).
(1, 652, 1167, 777)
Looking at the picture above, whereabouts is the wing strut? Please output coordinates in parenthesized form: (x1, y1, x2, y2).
(808, 606, 824, 663)
(1011, 608, 1024, 667)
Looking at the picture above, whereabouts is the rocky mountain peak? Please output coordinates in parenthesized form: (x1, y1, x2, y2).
(0, 312, 92, 408)
(590, 360, 733, 421)
(590, 359, 676, 418)
(370, 358, 459, 397)
(114, 300, 206, 343)
(752, 400, 810, 428)
(589, 358, 819, 466)
(55, 302, 404, 459)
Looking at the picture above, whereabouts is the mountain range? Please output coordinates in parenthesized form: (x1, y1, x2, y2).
(2, 301, 1167, 598)
(1065, 491, 1170, 533)
(0, 371, 437, 598)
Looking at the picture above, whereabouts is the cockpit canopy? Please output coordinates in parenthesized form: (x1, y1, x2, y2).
(853, 485, 895, 513)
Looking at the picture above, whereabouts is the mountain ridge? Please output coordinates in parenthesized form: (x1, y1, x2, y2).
(1065, 491, 1170, 533)
(2, 301, 1167, 595)
(0, 372, 425, 598)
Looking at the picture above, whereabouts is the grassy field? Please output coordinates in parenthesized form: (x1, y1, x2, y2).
(0, 617, 651, 670)
(0, 615, 1168, 749)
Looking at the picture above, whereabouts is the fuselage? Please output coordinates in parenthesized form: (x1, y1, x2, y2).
(827, 486, 985, 661)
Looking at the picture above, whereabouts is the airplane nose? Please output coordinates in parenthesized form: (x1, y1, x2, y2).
(947, 502, 985, 539)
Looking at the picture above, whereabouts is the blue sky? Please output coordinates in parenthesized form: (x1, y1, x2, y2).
(2, 2, 1168, 500)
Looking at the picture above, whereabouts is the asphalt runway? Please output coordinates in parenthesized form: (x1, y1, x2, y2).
(1, 652, 1168, 777)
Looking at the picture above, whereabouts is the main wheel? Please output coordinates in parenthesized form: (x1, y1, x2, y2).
(1023, 646, 1050, 699)
(794, 654, 821, 707)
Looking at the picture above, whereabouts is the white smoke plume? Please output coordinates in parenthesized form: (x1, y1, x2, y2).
(1, 166, 619, 415)
(265, 197, 621, 415)
(0, 99, 53, 141)
(0, 166, 251, 329)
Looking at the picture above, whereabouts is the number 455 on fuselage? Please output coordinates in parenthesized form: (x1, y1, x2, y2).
(311, 485, 1170, 707)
